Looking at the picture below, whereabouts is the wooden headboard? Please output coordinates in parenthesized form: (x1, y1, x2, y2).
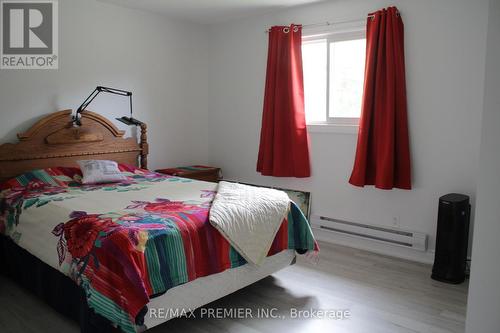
(0, 110, 148, 183)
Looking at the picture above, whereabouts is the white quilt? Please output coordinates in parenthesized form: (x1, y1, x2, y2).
(209, 181, 290, 265)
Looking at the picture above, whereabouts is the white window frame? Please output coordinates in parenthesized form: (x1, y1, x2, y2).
(303, 27, 366, 128)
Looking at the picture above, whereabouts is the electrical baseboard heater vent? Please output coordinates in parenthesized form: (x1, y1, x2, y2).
(312, 215, 427, 251)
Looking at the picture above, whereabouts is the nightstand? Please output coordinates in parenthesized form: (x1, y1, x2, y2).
(155, 165, 222, 182)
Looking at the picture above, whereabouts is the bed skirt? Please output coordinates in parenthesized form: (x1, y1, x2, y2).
(0, 234, 121, 333)
(0, 235, 300, 332)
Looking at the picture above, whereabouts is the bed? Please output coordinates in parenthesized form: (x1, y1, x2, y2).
(0, 110, 318, 333)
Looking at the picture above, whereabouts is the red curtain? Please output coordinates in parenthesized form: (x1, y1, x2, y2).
(349, 7, 411, 189)
(257, 24, 311, 178)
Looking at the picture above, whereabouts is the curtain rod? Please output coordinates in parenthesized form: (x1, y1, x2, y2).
(265, 14, 376, 33)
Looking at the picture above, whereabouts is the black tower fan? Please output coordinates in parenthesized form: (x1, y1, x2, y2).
(431, 193, 470, 284)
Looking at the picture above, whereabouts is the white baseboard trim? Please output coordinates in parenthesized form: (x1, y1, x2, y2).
(312, 226, 436, 265)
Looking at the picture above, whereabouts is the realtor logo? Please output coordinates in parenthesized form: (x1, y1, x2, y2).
(1, 0, 58, 69)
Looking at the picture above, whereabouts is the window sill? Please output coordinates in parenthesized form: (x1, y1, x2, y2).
(307, 124, 359, 134)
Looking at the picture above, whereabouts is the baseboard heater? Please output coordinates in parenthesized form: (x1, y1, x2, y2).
(312, 215, 427, 251)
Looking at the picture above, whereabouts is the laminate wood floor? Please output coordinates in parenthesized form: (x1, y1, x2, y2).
(0, 241, 468, 333)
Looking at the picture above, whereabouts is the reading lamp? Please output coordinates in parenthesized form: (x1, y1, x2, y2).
(72, 86, 149, 169)
(73, 86, 144, 127)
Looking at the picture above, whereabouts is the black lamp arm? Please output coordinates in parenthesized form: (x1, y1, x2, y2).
(73, 86, 134, 126)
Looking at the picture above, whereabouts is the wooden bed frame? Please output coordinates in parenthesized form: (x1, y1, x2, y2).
(0, 110, 148, 183)
(0, 109, 150, 332)
(0, 110, 299, 333)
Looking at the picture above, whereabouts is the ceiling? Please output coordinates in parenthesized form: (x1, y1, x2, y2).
(98, 0, 324, 24)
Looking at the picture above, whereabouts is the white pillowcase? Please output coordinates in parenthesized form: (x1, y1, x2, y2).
(77, 160, 127, 184)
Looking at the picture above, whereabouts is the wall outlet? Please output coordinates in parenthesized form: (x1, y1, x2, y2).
(392, 216, 401, 228)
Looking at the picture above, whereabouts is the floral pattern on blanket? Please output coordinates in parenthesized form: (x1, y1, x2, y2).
(0, 166, 177, 238)
(52, 198, 210, 268)
(0, 166, 318, 333)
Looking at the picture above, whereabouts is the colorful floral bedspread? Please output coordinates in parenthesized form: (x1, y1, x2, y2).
(0, 165, 318, 333)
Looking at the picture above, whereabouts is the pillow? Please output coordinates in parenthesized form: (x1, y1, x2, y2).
(0, 167, 81, 190)
(77, 160, 127, 184)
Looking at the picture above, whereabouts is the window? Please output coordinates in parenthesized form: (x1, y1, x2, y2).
(302, 29, 366, 126)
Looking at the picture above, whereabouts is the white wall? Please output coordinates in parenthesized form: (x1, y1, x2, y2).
(0, 0, 209, 170)
(207, 0, 489, 261)
(0, 0, 492, 264)
(465, 0, 500, 331)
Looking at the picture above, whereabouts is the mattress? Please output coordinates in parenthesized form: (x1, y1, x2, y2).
(145, 249, 295, 329)
(0, 165, 317, 333)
